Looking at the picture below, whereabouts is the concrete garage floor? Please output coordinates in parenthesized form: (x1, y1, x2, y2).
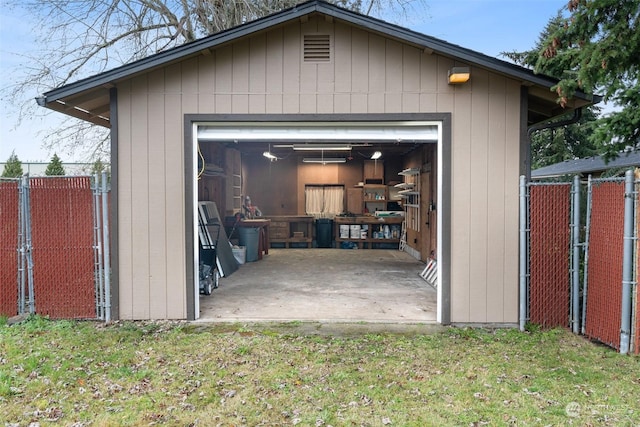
(197, 249, 437, 324)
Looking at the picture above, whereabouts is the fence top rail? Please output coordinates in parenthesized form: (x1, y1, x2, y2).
(527, 181, 572, 187)
(588, 176, 627, 184)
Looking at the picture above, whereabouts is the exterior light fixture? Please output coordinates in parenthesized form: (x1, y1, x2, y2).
(293, 144, 352, 151)
(371, 151, 382, 160)
(302, 158, 346, 164)
(448, 66, 470, 84)
(263, 151, 277, 160)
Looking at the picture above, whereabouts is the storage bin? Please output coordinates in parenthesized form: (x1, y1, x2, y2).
(339, 224, 350, 239)
(238, 227, 260, 262)
(316, 218, 333, 248)
(350, 225, 361, 239)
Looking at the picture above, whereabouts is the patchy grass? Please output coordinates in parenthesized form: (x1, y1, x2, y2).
(1, 317, 638, 426)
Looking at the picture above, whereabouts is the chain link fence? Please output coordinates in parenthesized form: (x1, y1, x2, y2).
(527, 183, 571, 328)
(523, 170, 639, 354)
(582, 178, 626, 350)
(0, 175, 110, 320)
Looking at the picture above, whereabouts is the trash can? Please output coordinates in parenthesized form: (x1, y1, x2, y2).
(238, 227, 260, 262)
(316, 218, 333, 248)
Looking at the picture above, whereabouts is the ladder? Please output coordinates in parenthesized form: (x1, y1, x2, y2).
(419, 257, 438, 288)
(399, 220, 407, 251)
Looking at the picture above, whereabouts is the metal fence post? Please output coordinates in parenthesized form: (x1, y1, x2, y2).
(581, 176, 593, 335)
(17, 177, 25, 314)
(19, 174, 35, 314)
(101, 171, 111, 322)
(92, 173, 104, 320)
(519, 175, 528, 331)
(571, 176, 581, 334)
(620, 169, 635, 354)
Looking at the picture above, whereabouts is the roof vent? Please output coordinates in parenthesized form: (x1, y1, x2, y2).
(303, 34, 331, 62)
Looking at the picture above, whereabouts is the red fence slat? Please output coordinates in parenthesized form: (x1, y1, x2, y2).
(529, 184, 571, 328)
(584, 181, 625, 350)
(0, 181, 19, 317)
(29, 177, 96, 319)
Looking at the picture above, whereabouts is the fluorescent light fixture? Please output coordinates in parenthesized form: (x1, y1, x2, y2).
(371, 151, 382, 160)
(263, 151, 277, 160)
(302, 157, 346, 164)
(448, 66, 470, 84)
(292, 144, 351, 151)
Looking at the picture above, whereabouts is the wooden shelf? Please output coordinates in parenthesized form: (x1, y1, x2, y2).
(263, 215, 314, 248)
(398, 167, 420, 176)
(394, 182, 414, 189)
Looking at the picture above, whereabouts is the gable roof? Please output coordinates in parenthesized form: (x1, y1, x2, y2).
(531, 151, 640, 179)
(41, 0, 599, 127)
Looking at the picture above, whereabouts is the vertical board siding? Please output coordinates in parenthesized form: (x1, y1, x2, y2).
(450, 92, 473, 322)
(117, 18, 522, 322)
(468, 69, 490, 322)
(117, 81, 134, 319)
(334, 23, 352, 93)
(130, 75, 151, 319)
(486, 78, 508, 323)
(502, 80, 522, 322)
(147, 69, 168, 319)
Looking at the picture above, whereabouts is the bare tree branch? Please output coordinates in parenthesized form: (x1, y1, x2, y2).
(4, 0, 425, 161)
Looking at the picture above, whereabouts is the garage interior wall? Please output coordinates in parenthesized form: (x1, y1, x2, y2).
(115, 14, 521, 323)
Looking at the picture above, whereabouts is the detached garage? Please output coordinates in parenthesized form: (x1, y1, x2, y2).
(40, 0, 594, 324)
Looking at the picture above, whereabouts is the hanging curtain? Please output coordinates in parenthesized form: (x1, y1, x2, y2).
(305, 187, 325, 216)
(305, 185, 344, 218)
(323, 186, 344, 216)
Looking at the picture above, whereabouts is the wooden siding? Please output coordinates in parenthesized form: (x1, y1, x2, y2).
(116, 15, 522, 323)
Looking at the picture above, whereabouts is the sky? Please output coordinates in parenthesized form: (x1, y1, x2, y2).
(0, 0, 567, 163)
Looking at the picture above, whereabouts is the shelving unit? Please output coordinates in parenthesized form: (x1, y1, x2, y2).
(397, 168, 420, 232)
(334, 216, 404, 249)
(362, 184, 388, 214)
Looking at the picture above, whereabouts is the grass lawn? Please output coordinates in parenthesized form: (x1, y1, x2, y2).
(1, 317, 638, 426)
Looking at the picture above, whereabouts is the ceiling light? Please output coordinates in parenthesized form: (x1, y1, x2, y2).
(293, 144, 352, 151)
(302, 157, 346, 164)
(371, 151, 382, 160)
(263, 151, 277, 160)
(448, 66, 470, 84)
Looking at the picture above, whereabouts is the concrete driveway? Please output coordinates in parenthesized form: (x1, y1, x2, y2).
(198, 249, 437, 323)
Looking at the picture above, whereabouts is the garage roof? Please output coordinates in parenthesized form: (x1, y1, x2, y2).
(41, 0, 599, 127)
(531, 151, 640, 179)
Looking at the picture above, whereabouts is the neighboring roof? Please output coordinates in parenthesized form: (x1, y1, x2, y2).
(41, 0, 599, 127)
(531, 151, 640, 179)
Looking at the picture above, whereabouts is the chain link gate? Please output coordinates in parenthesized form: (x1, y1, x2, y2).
(521, 170, 639, 354)
(0, 174, 110, 321)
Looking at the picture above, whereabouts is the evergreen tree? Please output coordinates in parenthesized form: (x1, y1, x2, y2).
(45, 153, 66, 176)
(534, 0, 640, 159)
(503, 13, 601, 168)
(90, 158, 111, 182)
(1, 151, 24, 178)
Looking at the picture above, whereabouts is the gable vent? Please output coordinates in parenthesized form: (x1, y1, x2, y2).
(303, 34, 331, 62)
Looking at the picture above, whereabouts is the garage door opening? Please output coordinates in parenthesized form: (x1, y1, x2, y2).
(186, 116, 451, 323)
